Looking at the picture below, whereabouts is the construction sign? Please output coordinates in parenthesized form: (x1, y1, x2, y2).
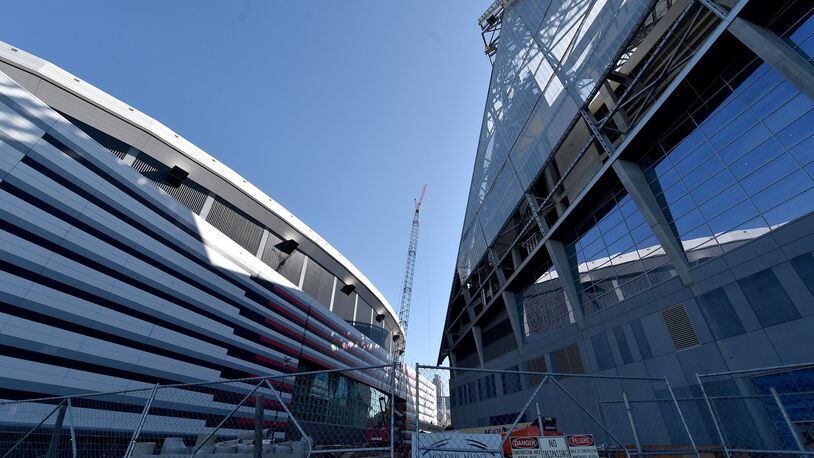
(510, 436, 570, 458)
(566, 435, 599, 458)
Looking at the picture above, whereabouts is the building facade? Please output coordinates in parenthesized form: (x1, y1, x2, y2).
(440, 0, 814, 435)
(0, 41, 403, 444)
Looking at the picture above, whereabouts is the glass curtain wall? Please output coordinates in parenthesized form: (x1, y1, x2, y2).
(456, 0, 651, 282)
(639, 16, 814, 265)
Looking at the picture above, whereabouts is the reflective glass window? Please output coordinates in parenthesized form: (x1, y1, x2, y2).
(639, 20, 814, 265)
(566, 185, 675, 317)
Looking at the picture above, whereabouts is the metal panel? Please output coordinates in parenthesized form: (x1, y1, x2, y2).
(205, 198, 264, 255)
(260, 230, 307, 286)
(130, 153, 208, 214)
(60, 112, 130, 159)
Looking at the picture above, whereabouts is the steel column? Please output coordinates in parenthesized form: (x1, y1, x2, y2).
(728, 17, 814, 102)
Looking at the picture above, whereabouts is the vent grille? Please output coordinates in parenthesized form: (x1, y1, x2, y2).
(260, 231, 306, 284)
(131, 154, 208, 213)
(206, 198, 264, 254)
(661, 304, 700, 350)
(61, 112, 131, 159)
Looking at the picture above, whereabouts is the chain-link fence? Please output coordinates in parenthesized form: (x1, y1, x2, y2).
(697, 362, 814, 456)
(3, 362, 814, 457)
(0, 364, 400, 457)
(415, 365, 702, 457)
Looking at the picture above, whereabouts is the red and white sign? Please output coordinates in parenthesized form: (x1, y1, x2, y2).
(511, 437, 543, 458)
(566, 434, 598, 458)
(512, 437, 540, 449)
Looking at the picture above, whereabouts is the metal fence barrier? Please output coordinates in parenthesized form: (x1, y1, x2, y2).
(696, 362, 814, 456)
(1, 361, 813, 457)
(415, 365, 699, 457)
(0, 364, 398, 457)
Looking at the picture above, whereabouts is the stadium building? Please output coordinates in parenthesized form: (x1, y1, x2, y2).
(440, 0, 814, 433)
(0, 41, 408, 447)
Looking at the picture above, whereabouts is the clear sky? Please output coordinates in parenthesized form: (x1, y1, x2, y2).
(3, 0, 493, 365)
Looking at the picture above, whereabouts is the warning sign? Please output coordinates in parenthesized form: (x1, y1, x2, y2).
(567, 434, 599, 458)
(509, 436, 571, 458)
(538, 436, 570, 458)
(510, 437, 542, 458)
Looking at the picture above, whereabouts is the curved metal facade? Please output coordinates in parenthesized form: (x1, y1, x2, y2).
(0, 41, 399, 411)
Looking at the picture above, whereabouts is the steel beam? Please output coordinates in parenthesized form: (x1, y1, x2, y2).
(545, 239, 585, 326)
(728, 17, 814, 102)
(472, 325, 486, 368)
(612, 159, 693, 285)
(501, 291, 526, 354)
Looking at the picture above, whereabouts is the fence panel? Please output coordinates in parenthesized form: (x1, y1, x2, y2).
(0, 387, 156, 457)
(415, 365, 702, 457)
(2, 362, 813, 457)
(698, 362, 814, 456)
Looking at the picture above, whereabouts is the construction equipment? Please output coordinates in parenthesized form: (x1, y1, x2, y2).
(393, 185, 426, 363)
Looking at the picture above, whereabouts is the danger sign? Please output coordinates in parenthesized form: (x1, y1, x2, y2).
(510, 437, 542, 458)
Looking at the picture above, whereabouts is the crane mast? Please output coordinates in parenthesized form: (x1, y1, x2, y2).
(394, 185, 426, 363)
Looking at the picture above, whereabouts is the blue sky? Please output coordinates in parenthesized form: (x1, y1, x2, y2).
(3, 0, 493, 364)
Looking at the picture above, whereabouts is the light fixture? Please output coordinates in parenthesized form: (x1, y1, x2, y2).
(275, 239, 299, 255)
(165, 165, 188, 188)
(340, 284, 356, 295)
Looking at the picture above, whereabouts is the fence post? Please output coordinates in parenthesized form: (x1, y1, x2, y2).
(664, 378, 699, 457)
(255, 394, 264, 458)
(263, 379, 311, 451)
(769, 386, 806, 453)
(124, 383, 159, 458)
(622, 392, 643, 456)
(67, 398, 77, 458)
(695, 373, 730, 458)
(549, 377, 631, 458)
(46, 402, 67, 458)
(414, 363, 420, 457)
(498, 376, 548, 451)
(390, 362, 397, 458)
(193, 379, 265, 455)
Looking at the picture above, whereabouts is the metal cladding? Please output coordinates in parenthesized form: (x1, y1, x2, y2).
(0, 41, 400, 405)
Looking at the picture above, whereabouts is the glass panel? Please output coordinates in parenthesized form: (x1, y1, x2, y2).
(639, 23, 814, 265)
(566, 186, 675, 317)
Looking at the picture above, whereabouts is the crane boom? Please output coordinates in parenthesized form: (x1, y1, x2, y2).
(394, 185, 426, 362)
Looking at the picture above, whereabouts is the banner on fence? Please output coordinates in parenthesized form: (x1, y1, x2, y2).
(413, 431, 502, 458)
(459, 422, 532, 435)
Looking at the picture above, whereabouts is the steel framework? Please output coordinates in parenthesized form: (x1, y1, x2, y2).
(394, 185, 426, 363)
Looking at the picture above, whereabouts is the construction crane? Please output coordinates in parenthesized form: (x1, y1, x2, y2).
(393, 185, 426, 363)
